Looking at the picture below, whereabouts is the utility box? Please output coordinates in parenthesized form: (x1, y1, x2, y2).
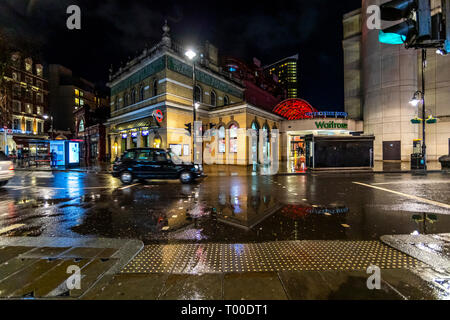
(411, 140, 425, 170)
(49, 140, 81, 168)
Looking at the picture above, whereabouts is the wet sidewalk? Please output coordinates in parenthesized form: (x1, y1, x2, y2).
(0, 237, 143, 299)
(85, 240, 441, 300)
(381, 233, 450, 297)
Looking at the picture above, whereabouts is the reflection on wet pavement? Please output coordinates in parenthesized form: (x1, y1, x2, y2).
(0, 171, 449, 245)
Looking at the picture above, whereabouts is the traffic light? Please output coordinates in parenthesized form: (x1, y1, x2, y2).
(184, 123, 192, 135)
(379, 0, 431, 47)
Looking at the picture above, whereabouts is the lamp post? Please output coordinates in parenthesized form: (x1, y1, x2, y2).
(43, 115, 54, 140)
(185, 49, 200, 164)
(409, 49, 427, 172)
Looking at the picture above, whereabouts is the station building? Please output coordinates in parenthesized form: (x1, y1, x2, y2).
(106, 22, 368, 169)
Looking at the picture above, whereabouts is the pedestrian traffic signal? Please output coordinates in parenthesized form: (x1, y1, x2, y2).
(184, 123, 192, 135)
(379, 0, 431, 47)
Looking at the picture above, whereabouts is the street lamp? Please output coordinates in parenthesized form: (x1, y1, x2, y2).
(43, 114, 54, 140)
(409, 91, 422, 107)
(185, 48, 200, 164)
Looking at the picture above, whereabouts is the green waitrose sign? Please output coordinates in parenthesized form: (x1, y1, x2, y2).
(315, 121, 348, 129)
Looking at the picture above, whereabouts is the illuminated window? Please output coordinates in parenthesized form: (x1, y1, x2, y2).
(75, 89, 79, 96)
(229, 124, 238, 153)
(218, 126, 225, 153)
(79, 119, 85, 132)
(75, 98, 79, 105)
(80, 99, 84, 106)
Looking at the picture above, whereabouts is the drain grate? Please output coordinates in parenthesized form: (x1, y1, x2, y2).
(121, 240, 424, 274)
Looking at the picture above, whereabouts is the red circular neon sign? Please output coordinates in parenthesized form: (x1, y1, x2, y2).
(272, 99, 318, 120)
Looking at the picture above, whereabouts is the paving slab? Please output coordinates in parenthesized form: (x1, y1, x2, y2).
(83, 274, 169, 300)
(0, 237, 143, 299)
(223, 272, 288, 300)
(159, 274, 222, 300)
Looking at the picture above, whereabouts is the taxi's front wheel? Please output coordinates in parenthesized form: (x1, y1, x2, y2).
(179, 171, 193, 184)
(120, 171, 133, 185)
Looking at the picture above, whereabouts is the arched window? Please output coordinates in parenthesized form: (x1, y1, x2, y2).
(251, 121, 260, 164)
(130, 88, 136, 104)
(262, 123, 271, 160)
(210, 91, 217, 107)
(124, 92, 129, 106)
(194, 85, 202, 103)
(153, 80, 158, 97)
(223, 95, 229, 106)
(218, 126, 225, 153)
(229, 124, 238, 153)
(139, 86, 145, 101)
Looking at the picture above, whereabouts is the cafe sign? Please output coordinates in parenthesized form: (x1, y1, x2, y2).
(315, 121, 348, 129)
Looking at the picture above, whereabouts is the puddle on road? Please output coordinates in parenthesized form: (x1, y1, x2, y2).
(2, 182, 450, 243)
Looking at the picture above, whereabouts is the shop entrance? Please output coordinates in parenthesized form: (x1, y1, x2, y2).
(289, 136, 307, 172)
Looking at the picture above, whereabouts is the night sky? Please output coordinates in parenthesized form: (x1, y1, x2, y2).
(0, 0, 361, 111)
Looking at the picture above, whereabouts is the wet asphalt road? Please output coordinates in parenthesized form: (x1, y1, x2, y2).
(0, 171, 449, 244)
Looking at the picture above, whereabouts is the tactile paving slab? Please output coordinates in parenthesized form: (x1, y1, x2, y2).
(121, 240, 424, 274)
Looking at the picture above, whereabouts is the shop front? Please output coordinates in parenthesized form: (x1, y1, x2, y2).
(280, 117, 365, 172)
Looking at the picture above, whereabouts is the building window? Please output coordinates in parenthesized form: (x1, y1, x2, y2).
(38, 122, 43, 134)
(12, 100, 21, 112)
(25, 104, 33, 114)
(36, 65, 43, 77)
(153, 80, 158, 96)
(223, 96, 229, 106)
(140, 86, 145, 101)
(75, 89, 79, 96)
(229, 124, 238, 153)
(114, 96, 119, 111)
(194, 85, 202, 103)
(79, 119, 85, 133)
(13, 119, 20, 130)
(25, 58, 32, 72)
(13, 85, 21, 97)
(36, 93, 43, 104)
(26, 120, 32, 132)
(153, 135, 162, 148)
(124, 93, 129, 106)
(12, 72, 19, 81)
(218, 126, 225, 153)
(36, 106, 42, 115)
(210, 91, 216, 107)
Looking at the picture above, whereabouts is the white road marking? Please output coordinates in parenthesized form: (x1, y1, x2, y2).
(372, 180, 450, 186)
(118, 183, 140, 190)
(0, 224, 25, 235)
(353, 182, 450, 210)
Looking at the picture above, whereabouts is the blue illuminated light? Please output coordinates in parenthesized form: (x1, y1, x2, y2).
(142, 130, 149, 136)
(229, 67, 237, 72)
(379, 30, 406, 45)
(131, 132, 138, 138)
(122, 133, 127, 139)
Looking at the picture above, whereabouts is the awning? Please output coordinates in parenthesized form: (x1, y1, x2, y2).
(112, 117, 159, 133)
